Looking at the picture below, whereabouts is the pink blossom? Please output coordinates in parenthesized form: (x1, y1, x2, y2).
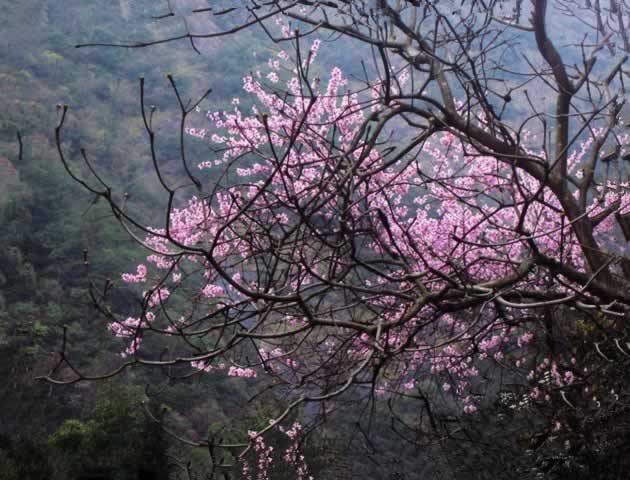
(228, 366, 257, 378)
(122, 264, 147, 283)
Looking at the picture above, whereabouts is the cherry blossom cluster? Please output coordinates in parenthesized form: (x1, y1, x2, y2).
(240, 422, 312, 480)
(113, 35, 630, 449)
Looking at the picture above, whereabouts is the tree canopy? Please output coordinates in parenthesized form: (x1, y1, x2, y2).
(36, 1, 630, 478)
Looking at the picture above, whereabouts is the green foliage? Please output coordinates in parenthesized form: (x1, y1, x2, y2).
(40, 50, 63, 65)
(0, 450, 19, 480)
(48, 382, 167, 479)
(7, 301, 37, 318)
(44, 303, 63, 323)
(31, 321, 48, 336)
(575, 318, 597, 336)
(0, 437, 52, 480)
(0, 1, 347, 477)
(49, 419, 90, 453)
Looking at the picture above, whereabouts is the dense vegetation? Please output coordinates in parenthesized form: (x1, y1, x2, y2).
(1, 2, 374, 478)
(0, 1, 282, 478)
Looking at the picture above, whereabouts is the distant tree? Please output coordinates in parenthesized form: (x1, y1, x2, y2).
(48, 383, 169, 480)
(44, 1, 630, 477)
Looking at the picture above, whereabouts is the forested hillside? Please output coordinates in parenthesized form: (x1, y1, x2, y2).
(0, 1, 293, 478)
(2, 1, 395, 478)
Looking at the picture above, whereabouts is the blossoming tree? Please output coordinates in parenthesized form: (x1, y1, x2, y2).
(45, 0, 630, 476)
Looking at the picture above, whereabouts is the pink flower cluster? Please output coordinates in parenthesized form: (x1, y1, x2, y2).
(114, 37, 630, 425)
(121, 264, 147, 283)
(241, 422, 313, 480)
(228, 366, 257, 378)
